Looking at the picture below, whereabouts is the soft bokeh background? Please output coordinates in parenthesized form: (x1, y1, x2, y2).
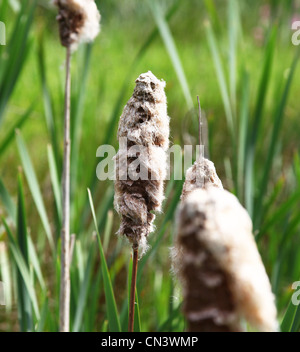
(0, 0, 300, 331)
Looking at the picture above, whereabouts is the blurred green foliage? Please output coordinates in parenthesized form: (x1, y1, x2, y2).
(0, 0, 300, 332)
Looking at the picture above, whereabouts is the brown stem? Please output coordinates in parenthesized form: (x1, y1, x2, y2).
(128, 245, 138, 332)
(59, 45, 71, 332)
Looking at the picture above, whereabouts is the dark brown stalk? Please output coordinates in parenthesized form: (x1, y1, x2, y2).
(128, 245, 139, 332)
(60, 45, 71, 332)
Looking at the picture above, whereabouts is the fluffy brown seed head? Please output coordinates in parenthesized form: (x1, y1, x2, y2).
(173, 188, 278, 332)
(181, 158, 223, 201)
(54, 0, 100, 51)
(117, 71, 169, 151)
(114, 71, 170, 255)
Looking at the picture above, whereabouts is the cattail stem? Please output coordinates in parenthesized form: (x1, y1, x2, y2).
(60, 45, 71, 332)
(128, 245, 138, 332)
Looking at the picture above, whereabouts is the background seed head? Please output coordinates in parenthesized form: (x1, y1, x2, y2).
(54, 0, 100, 51)
(181, 158, 223, 201)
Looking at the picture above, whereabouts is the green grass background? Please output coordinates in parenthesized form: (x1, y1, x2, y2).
(0, 0, 300, 332)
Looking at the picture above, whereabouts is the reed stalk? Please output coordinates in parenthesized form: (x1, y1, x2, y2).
(59, 44, 71, 332)
(55, 0, 100, 332)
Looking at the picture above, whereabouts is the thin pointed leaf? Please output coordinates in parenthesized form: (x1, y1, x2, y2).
(205, 20, 235, 140)
(281, 298, 298, 332)
(254, 49, 300, 228)
(0, 104, 34, 157)
(149, 0, 193, 110)
(87, 188, 121, 332)
(27, 234, 46, 290)
(36, 297, 49, 332)
(37, 40, 60, 168)
(0, 177, 16, 221)
(3, 220, 40, 324)
(47, 144, 62, 223)
(72, 240, 96, 332)
(16, 131, 54, 250)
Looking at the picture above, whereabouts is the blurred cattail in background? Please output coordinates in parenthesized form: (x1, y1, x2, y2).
(172, 98, 224, 293)
(114, 71, 170, 331)
(54, 0, 100, 51)
(54, 0, 100, 332)
(173, 188, 278, 332)
(172, 153, 223, 279)
(181, 158, 223, 201)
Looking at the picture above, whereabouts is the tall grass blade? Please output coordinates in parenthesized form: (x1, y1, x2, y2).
(0, 1, 36, 124)
(0, 177, 16, 221)
(205, 21, 235, 139)
(87, 188, 121, 332)
(16, 131, 54, 250)
(281, 298, 299, 332)
(290, 305, 300, 332)
(27, 234, 46, 291)
(245, 27, 277, 217)
(37, 40, 61, 168)
(251, 27, 277, 147)
(71, 44, 93, 200)
(0, 104, 33, 157)
(149, 0, 193, 109)
(47, 144, 62, 224)
(0, 176, 45, 293)
(158, 304, 182, 332)
(36, 297, 49, 332)
(254, 50, 300, 228)
(257, 189, 300, 240)
(72, 240, 96, 332)
(204, 0, 221, 33)
(103, 210, 113, 253)
(16, 174, 33, 332)
(237, 71, 249, 202)
(228, 0, 238, 118)
(2, 177, 41, 330)
(87, 268, 102, 332)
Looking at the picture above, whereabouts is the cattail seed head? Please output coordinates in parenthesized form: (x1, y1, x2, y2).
(114, 71, 170, 255)
(54, 0, 100, 51)
(173, 188, 278, 332)
(181, 158, 223, 201)
(171, 157, 223, 277)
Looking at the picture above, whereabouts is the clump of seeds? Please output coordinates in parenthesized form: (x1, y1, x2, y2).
(114, 71, 170, 255)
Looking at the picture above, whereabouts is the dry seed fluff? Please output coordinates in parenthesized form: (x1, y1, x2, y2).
(171, 157, 223, 277)
(174, 188, 278, 332)
(54, 0, 100, 51)
(181, 158, 223, 201)
(114, 71, 170, 255)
